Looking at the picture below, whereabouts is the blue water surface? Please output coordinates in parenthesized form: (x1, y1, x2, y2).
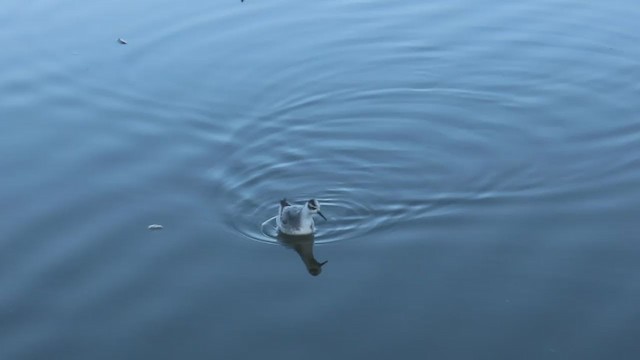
(1, 0, 639, 359)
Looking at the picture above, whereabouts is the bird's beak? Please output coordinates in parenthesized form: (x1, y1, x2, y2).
(319, 260, 328, 267)
(318, 211, 327, 221)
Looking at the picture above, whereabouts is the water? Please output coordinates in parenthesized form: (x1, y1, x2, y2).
(1, 0, 640, 358)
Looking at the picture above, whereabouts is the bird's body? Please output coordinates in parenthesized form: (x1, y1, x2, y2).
(276, 199, 326, 235)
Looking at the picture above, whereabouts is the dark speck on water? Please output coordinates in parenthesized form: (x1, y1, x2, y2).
(2, 0, 640, 359)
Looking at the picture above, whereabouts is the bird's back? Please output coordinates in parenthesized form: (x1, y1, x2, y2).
(278, 205, 302, 228)
(277, 203, 315, 235)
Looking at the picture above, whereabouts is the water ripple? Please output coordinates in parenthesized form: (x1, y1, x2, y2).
(218, 82, 540, 242)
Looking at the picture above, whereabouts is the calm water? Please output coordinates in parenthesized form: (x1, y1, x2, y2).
(2, 0, 640, 358)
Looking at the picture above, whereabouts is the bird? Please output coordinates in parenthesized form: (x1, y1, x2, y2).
(276, 198, 327, 235)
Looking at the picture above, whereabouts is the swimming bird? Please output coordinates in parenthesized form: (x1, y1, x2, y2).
(277, 198, 327, 235)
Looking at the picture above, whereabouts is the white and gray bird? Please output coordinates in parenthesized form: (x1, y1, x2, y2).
(276, 198, 327, 235)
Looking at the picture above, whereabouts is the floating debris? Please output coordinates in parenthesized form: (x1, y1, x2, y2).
(148, 224, 163, 231)
(118, 38, 128, 45)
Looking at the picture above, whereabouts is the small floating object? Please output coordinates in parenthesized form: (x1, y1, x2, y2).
(148, 224, 163, 231)
(118, 38, 128, 45)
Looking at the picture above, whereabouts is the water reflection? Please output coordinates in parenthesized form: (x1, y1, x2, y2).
(277, 232, 327, 276)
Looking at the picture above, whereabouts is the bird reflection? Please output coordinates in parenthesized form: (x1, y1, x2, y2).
(277, 232, 327, 276)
